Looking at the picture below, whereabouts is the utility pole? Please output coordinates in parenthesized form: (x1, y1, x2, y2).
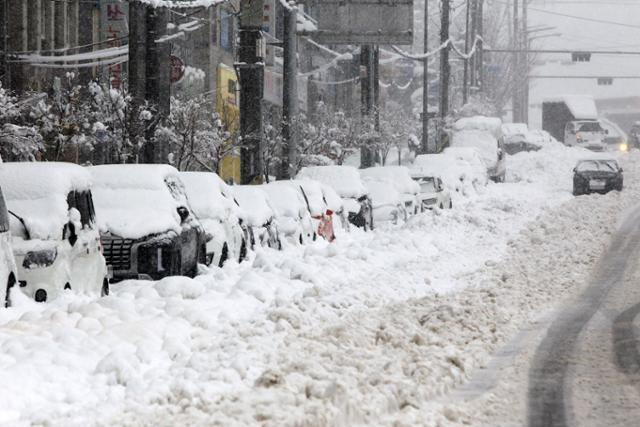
(421, 0, 431, 154)
(237, 0, 264, 184)
(439, 0, 451, 120)
(7, 1, 26, 92)
(280, 2, 298, 179)
(522, 0, 529, 124)
(512, 0, 520, 122)
(462, 0, 471, 105)
(360, 44, 376, 168)
(476, 0, 484, 90)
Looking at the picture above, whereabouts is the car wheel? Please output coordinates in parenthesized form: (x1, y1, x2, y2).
(101, 277, 110, 297)
(439, 203, 444, 209)
(449, 200, 453, 209)
(239, 238, 247, 262)
(198, 244, 207, 265)
(277, 238, 283, 250)
(219, 243, 229, 267)
(5, 273, 15, 308)
(299, 233, 304, 245)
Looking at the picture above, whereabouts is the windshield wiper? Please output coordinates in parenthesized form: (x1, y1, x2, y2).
(8, 210, 30, 240)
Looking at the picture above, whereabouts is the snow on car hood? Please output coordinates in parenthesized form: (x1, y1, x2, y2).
(261, 182, 306, 219)
(90, 165, 184, 239)
(296, 165, 367, 199)
(232, 186, 275, 227)
(277, 179, 327, 217)
(320, 183, 343, 213)
(0, 162, 91, 240)
(179, 172, 234, 223)
(364, 180, 401, 208)
(360, 166, 420, 195)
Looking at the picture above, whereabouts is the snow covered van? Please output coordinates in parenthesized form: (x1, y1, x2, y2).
(180, 172, 248, 267)
(0, 183, 18, 307)
(0, 162, 109, 302)
(90, 165, 207, 281)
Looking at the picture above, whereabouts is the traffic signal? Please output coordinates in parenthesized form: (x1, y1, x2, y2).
(571, 52, 592, 62)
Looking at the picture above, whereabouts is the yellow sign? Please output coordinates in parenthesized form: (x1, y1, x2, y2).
(216, 64, 241, 183)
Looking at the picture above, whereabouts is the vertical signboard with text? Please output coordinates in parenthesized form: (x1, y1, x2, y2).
(101, 1, 129, 89)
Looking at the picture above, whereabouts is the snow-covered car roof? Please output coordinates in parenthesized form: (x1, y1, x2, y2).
(90, 164, 187, 239)
(501, 123, 529, 137)
(575, 158, 619, 172)
(179, 172, 235, 222)
(232, 185, 276, 227)
(261, 182, 307, 219)
(319, 183, 343, 213)
(0, 162, 92, 240)
(364, 180, 402, 208)
(296, 165, 368, 199)
(359, 166, 420, 195)
(411, 149, 487, 192)
(453, 116, 503, 138)
(450, 130, 499, 166)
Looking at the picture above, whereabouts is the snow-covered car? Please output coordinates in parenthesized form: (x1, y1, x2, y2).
(454, 116, 503, 139)
(319, 182, 348, 232)
(180, 172, 248, 267)
(364, 180, 407, 224)
(232, 185, 281, 249)
(0, 183, 18, 307)
(360, 166, 421, 215)
(296, 165, 373, 231)
(412, 148, 487, 195)
(261, 182, 316, 245)
(450, 130, 506, 182)
(91, 165, 207, 282)
(0, 162, 109, 302)
(564, 120, 608, 151)
(573, 158, 623, 196)
(278, 179, 338, 241)
(410, 174, 452, 210)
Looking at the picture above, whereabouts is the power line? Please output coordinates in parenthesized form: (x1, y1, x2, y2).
(526, 6, 640, 29)
(529, 75, 640, 79)
(486, 48, 640, 55)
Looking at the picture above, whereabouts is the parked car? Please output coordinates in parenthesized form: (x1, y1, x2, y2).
(296, 165, 373, 231)
(360, 166, 421, 215)
(319, 182, 348, 232)
(450, 130, 506, 182)
(261, 182, 316, 245)
(573, 158, 623, 196)
(410, 174, 452, 210)
(91, 164, 207, 282)
(0, 183, 18, 307)
(413, 148, 487, 195)
(180, 172, 247, 267)
(0, 162, 109, 302)
(364, 180, 407, 224)
(233, 185, 281, 249)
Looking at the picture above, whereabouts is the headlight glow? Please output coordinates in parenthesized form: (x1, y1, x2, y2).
(619, 142, 629, 152)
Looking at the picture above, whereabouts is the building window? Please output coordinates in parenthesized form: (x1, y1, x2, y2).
(220, 9, 233, 52)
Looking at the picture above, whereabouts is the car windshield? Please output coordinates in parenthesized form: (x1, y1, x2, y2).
(66, 190, 96, 228)
(578, 122, 604, 133)
(576, 160, 619, 172)
(0, 187, 9, 233)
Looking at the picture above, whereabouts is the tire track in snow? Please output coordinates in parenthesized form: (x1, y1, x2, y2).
(527, 207, 640, 427)
(613, 302, 640, 380)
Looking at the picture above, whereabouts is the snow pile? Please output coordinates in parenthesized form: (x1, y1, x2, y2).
(360, 166, 420, 195)
(0, 162, 91, 240)
(297, 165, 368, 199)
(90, 165, 184, 239)
(232, 185, 276, 227)
(450, 130, 499, 167)
(501, 122, 529, 137)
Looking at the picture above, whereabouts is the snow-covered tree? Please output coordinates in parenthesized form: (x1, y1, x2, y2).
(0, 83, 44, 161)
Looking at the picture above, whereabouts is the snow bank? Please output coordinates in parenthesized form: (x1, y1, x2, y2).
(360, 166, 421, 195)
(90, 165, 184, 239)
(296, 165, 367, 199)
(0, 162, 91, 240)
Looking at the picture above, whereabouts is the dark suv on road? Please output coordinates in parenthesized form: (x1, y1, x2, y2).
(573, 159, 623, 196)
(90, 165, 207, 282)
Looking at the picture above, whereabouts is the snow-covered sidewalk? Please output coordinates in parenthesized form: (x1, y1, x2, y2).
(0, 146, 636, 426)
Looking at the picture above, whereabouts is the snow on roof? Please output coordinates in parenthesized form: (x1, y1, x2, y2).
(179, 172, 234, 223)
(359, 166, 420, 195)
(450, 130, 499, 166)
(0, 162, 92, 240)
(232, 185, 275, 227)
(501, 123, 529, 137)
(453, 116, 503, 138)
(543, 95, 598, 120)
(261, 182, 307, 219)
(90, 164, 185, 239)
(296, 165, 367, 199)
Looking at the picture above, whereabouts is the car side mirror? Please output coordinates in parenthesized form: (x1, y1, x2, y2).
(177, 206, 190, 222)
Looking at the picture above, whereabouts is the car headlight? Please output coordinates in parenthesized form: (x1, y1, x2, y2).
(22, 248, 58, 269)
(619, 142, 629, 152)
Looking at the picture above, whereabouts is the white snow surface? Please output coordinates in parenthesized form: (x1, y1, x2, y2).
(450, 130, 499, 167)
(179, 172, 234, 223)
(296, 165, 368, 199)
(453, 116, 503, 138)
(90, 164, 185, 239)
(232, 185, 276, 227)
(544, 94, 599, 120)
(0, 162, 91, 240)
(0, 146, 637, 426)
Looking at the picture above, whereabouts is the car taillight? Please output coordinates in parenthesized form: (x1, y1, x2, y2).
(576, 133, 583, 142)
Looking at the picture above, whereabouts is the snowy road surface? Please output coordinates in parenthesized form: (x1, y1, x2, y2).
(0, 145, 639, 426)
